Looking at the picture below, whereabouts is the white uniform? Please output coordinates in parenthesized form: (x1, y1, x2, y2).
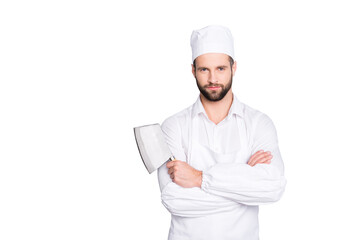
(158, 95, 286, 240)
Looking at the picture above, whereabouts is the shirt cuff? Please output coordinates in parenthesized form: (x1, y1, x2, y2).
(200, 170, 210, 191)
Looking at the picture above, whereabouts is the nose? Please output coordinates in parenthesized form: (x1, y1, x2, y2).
(208, 72, 217, 84)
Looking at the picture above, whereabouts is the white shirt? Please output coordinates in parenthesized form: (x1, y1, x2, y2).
(158, 95, 286, 240)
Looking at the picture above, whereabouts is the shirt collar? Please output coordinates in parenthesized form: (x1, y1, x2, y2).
(191, 94, 244, 119)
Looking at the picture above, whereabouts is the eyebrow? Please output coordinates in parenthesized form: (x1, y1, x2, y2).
(196, 66, 208, 70)
(217, 65, 228, 69)
(197, 65, 228, 70)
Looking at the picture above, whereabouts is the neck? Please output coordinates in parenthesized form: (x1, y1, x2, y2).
(200, 90, 233, 125)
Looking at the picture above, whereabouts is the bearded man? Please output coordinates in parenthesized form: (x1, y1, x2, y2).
(157, 25, 286, 240)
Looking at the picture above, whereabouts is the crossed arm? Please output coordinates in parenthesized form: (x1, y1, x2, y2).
(167, 150, 273, 188)
(158, 114, 286, 217)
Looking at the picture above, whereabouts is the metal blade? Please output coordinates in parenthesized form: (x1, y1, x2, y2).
(134, 123, 173, 174)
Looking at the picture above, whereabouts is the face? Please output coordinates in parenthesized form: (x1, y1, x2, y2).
(192, 53, 236, 102)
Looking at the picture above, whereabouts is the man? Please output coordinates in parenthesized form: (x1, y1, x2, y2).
(157, 25, 286, 240)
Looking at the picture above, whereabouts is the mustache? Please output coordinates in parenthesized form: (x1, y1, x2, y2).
(205, 84, 223, 87)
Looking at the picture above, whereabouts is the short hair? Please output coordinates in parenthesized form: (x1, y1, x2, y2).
(193, 56, 234, 70)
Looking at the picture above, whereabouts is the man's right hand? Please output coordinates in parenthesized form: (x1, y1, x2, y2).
(247, 150, 272, 167)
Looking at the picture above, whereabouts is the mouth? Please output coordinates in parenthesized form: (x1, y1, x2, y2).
(207, 86, 221, 90)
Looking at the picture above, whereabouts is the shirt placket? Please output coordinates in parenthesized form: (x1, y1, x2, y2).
(213, 124, 220, 153)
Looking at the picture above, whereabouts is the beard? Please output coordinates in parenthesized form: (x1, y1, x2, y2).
(196, 76, 233, 102)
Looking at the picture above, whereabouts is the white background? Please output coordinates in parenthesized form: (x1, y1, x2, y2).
(1, 0, 359, 239)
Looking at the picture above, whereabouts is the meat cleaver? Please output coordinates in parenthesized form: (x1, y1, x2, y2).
(134, 123, 175, 174)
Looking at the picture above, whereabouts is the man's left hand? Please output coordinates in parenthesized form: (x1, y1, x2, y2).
(166, 160, 202, 188)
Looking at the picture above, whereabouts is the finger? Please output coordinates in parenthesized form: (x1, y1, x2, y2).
(248, 151, 269, 166)
(166, 160, 177, 168)
(249, 150, 264, 162)
(260, 159, 271, 165)
(257, 160, 271, 165)
(248, 150, 270, 164)
(248, 150, 264, 166)
(256, 154, 272, 164)
(251, 154, 273, 166)
(249, 152, 272, 166)
(168, 167, 174, 175)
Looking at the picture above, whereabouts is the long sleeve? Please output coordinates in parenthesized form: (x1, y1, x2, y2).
(158, 116, 240, 217)
(201, 114, 287, 205)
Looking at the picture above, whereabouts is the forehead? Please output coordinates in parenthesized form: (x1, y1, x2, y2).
(195, 53, 230, 67)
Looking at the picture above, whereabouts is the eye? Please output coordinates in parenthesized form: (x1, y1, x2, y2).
(218, 67, 224, 71)
(199, 68, 207, 72)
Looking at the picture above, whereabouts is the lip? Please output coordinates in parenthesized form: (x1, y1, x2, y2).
(207, 86, 221, 90)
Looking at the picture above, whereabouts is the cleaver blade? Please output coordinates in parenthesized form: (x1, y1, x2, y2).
(134, 123, 175, 174)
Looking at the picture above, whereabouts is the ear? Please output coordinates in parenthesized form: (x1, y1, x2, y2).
(232, 61, 237, 76)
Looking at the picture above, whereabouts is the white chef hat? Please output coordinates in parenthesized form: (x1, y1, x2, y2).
(190, 25, 235, 62)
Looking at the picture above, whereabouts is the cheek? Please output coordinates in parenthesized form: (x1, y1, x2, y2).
(196, 74, 208, 84)
(225, 71, 233, 80)
(217, 72, 231, 82)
